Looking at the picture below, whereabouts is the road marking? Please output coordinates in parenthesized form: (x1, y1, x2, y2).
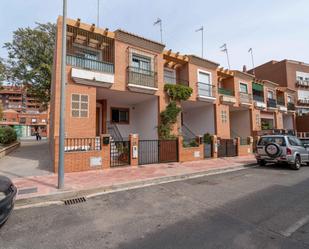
(281, 215, 309, 237)
(14, 201, 63, 210)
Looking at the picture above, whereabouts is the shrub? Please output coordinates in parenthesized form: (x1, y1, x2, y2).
(0, 126, 17, 145)
(203, 133, 212, 144)
(164, 84, 193, 101)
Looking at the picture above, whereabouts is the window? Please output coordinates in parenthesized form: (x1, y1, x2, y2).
(20, 117, 26, 124)
(239, 83, 248, 93)
(32, 118, 37, 123)
(111, 108, 129, 124)
(42, 119, 46, 123)
(221, 110, 228, 123)
(258, 137, 286, 146)
(288, 137, 303, 146)
(267, 91, 274, 99)
(287, 95, 292, 103)
(164, 68, 176, 84)
(198, 71, 212, 96)
(71, 94, 88, 118)
(131, 54, 151, 73)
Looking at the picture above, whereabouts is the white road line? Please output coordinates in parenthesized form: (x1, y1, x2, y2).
(281, 215, 309, 237)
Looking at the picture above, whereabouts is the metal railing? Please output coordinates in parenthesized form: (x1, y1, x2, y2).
(197, 82, 216, 97)
(277, 97, 285, 106)
(66, 54, 114, 74)
(240, 137, 250, 146)
(107, 121, 123, 141)
(253, 95, 264, 102)
(218, 87, 234, 96)
(239, 92, 252, 104)
(267, 98, 277, 108)
(181, 124, 198, 147)
(64, 137, 101, 152)
(164, 75, 189, 86)
(287, 102, 295, 110)
(127, 66, 157, 88)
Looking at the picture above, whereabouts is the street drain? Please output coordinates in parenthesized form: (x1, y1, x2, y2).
(64, 197, 86, 205)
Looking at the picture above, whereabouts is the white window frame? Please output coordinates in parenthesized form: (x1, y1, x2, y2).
(197, 69, 212, 85)
(267, 90, 274, 99)
(71, 93, 89, 118)
(239, 82, 248, 93)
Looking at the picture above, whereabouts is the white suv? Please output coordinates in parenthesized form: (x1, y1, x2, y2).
(255, 135, 309, 170)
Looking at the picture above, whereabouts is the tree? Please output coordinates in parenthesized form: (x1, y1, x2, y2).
(4, 23, 56, 107)
(0, 58, 5, 82)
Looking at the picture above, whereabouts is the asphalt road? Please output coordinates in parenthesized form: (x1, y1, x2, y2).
(1, 164, 309, 249)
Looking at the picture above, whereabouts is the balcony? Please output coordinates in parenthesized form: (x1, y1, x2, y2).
(218, 87, 236, 104)
(298, 98, 309, 105)
(296, 80, 309, 87)
(239, 92, 252, 106)
(127, 66, 158, 94)
(253, 95, 264, 102)
(287, 102, 295, 111)
(67, 55, 114, 87)
(267, 98, 277, 110)
(197, 82, 216, 102)
(164, 75, 189, 86)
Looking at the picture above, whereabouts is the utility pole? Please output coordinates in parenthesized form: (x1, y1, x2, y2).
(153, 18, 163, 43)
(248, 48, 255, 75)
(220, 43, 231, 69)
(58, 0, 67, 189)
(97, 0, 100, 27)
(195, 26, 204, 58)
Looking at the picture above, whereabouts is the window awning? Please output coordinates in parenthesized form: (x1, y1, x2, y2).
(252, 82, 264, 91)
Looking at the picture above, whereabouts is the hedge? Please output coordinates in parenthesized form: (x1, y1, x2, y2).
(0, 126, 17, 145)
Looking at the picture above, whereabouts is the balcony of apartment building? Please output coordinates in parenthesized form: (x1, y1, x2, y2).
(238, 82, 252, 107)
(296, 74, 309, 88)
(217, 68, 236, 105)
(66, 24, 115, 88)
(196, 69, 216, 103)
(252, 82, 266, 110)
(266, 89, 277, 111)
(276, 90, 287, 113)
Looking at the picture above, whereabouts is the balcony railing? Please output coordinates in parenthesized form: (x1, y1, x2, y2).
(164, 75, 189, 86)
(287, 102, 295, 110)
(253, 95, 264, 102)
(296, 80, 309, 87)
(277, 97, 285, 106)
(267, 98, 277, 108)
(66, 54, 114, 74)
(239, 92, 252, 104)
(127, 66, 157, 88)
(218, 87, 234, 96)
(197, 82, 216, 97)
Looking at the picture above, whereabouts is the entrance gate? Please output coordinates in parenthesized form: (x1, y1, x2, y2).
(138, 139, 178, 165)
(217, 138, 238, 157)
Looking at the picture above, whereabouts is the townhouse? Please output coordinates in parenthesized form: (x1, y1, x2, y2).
(49, 17, 297, 173)
(0, 85, 48, 137)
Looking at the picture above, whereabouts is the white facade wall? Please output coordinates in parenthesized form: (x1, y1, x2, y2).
(183, 105, 215, 136)
(106, 98, 158, 140)
(230, 110, 251, 137)
(283, 114, 294, 130)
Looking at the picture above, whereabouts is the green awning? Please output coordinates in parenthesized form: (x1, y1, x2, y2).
(252, 82, 264, 91)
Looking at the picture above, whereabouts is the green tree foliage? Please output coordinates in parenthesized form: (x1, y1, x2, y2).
(4, 23, 56, 107)
(0, 126, 17, 145)
(164, 84, 193, 101)
(0, 58, 5, 82)
(158, 101, 181, 139)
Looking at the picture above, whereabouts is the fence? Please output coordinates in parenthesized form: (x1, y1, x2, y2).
(110, 140, 130, 167)
(64, 137, 101, 152)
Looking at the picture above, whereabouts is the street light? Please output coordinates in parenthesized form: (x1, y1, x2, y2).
(58, 0, 67, 189)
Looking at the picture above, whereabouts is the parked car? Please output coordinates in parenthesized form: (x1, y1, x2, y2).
(255, 135, 309, 170)
(0, 175, 17, 227)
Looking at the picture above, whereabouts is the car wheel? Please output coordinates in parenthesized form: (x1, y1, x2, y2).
(258, 160, 266, 166)
(291, 155, 301, 170)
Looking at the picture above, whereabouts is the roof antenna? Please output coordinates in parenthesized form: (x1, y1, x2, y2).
(153, 18, 163, 43)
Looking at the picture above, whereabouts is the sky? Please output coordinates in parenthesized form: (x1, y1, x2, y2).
(1, 0, 309, 70)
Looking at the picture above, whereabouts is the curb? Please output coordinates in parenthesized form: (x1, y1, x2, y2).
(15, 163, 257, 208)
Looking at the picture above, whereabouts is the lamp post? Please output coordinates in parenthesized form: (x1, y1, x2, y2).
(58, 0, 67, 189)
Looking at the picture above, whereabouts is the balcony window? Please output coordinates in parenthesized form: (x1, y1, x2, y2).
(267, 91, 274, 99)
(164, 68, 176, 84)
(198, 71, 214, 97)
(111, 108, 129, 124)
(131, 54, 151, 74)
(239, 83, 248, 93)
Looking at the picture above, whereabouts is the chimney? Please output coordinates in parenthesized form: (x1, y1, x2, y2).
(243, 65, 247, 73)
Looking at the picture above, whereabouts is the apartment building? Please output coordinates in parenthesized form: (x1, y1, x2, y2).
(250, 60, 309, 116)
(50, 17, 296, 173)
(0, 85, 48, 137)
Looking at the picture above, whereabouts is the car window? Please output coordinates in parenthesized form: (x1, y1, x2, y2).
(258, 137, 286, 146)
(288, 137, 303, 146)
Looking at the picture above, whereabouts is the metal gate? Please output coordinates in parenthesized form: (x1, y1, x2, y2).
(110, 140, 130, 167)
(217, 138, 237, 157)
(138, 139, 178, 165)
(204, 142, 212, 158)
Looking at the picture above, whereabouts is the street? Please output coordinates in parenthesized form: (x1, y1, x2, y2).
(1, 164, 309, 249)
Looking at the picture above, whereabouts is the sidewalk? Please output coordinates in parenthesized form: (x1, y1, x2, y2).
(13, 155, 257, 205)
